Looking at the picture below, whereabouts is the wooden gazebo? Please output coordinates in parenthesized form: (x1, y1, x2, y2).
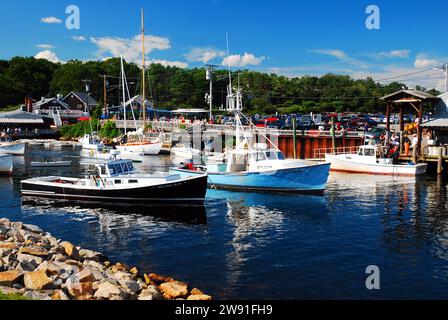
(381, 90, 439, 161)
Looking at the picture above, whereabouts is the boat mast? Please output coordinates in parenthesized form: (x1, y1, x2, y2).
(225, 33, 242, 146)
(141, 9, 146, 131)
(120, 56, 127, 135)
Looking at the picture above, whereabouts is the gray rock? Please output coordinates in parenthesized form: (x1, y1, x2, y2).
(93, 281, 127, 300)
(51, 253, 67, 262)
(23, 224, 43, 235)
(0, 227, 9, 236)
(11, 222, 23, 231)
(16, 253, 43, 267)
(84, 260, 104, 271)
(12, 283, 24, 290)
(90, 269, 106, 282)
(79, 249, 104, 262)
(138, 285, 163, 300)
(23, 290, 54, 300)
(118, 279, 141, 295)
(17, 260, 37, 273)
(0, 218, 11, 227)
(20, 230, 40, 243)
(0, 285, 25, 295)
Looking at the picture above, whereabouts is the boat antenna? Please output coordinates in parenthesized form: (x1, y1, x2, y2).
(226, 32, 233, 97)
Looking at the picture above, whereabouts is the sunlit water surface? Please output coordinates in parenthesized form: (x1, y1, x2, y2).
(1, 145, 448, 299)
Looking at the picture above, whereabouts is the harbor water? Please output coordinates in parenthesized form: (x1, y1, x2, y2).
(1, 144, 448, 299)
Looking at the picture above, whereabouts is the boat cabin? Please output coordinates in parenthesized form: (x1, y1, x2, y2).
(95, 159, 135, 178)
(225, 149, 286, 173)
(82, 134, 102, 145)
(356, 145, 394, 164)
(0, 135, 13, 144)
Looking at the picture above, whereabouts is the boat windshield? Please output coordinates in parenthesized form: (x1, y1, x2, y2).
(251, 152, 267, 162)
(359, 148, 375, 157)
(107, 161, 134, 176)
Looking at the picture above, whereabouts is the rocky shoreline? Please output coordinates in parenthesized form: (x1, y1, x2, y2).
(0, 218, 212, 301)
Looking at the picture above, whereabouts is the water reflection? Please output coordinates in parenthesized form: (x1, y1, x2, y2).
(21, 197, 207, 226)
(3, 145, 448, 298)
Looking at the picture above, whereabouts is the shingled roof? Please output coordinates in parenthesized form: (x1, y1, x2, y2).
(0, 110, 53, 124)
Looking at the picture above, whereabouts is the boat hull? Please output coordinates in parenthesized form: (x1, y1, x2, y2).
(0, 155, 13, 175)
(0, 143, 26, 155)
(31, 161, 72, 168)
(171, 163, 331, 194)
(21, 175, 208, 204)
(82, 143, 104, 151)
(325, 155, 427, 177)
(116, 142, 162, 155)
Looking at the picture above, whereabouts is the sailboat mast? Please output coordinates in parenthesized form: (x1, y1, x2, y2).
(141, 9, 146, 130)
(120, 56, 127, 135)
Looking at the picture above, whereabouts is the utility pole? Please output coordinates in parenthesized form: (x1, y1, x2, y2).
(206, 64, 219, 122)
(100, 75, 108, 117)
(82, 79, 91, 114)
(434, 64, 448, 93)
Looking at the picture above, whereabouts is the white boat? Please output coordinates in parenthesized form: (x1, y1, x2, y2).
(0, 135, 26, 155)
(79, 134, 104, 151)
(82, 149, 144, 163)
(325, 145, 427, 177)
(170, 144, 202, 159)
(31, 160, 72, 168)
(0, 154, 13, 175)
(116, 140, 162, 156)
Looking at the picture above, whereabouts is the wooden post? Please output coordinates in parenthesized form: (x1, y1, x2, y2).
(386, 102, 391, 145)
(399, 106, 404, 154)
(292, 117, 297, 159)
(418, 103, 423, 157)
(331, 117, 336, 154)
(412, 146, 417, 164)
(438, 147, 444, 175)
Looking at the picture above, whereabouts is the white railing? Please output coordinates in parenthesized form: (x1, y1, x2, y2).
(313, 146, 360, 160)
(109, 120, 367, 138)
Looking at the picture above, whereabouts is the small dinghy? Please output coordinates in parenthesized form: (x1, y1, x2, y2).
(31, 160, 72, 168)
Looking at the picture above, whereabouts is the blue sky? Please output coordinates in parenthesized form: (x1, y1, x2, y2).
(0, 0, 447, 90)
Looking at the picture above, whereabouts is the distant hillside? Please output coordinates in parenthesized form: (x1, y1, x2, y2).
(0, 56, 440, 114)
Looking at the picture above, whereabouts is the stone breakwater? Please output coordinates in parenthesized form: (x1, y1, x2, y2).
(0, 218, 212, 301)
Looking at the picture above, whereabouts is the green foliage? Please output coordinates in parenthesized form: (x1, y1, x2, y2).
(99, 120, 119, 139)
(60, 119, 100, 139)
(0, 105, 21, 112)
(0, 56, 442, 114)
(0, 291, 30, 300)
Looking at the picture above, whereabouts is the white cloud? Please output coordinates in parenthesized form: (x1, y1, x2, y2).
(222, 52, 265, 67)
(72, 36, 86, 42)
(37, 44, 54, 49)
(185, 48, 225, 63)
(310, 49, 368, 68)
(150, 59, 188, 69)
(90, 34, 171, 65)
(310, 49, 348, 60)
(378, 50, 410, 58)
(414, 54, 439, 69)
(41, 17, 62, 24)
(34, 50, 61, 63)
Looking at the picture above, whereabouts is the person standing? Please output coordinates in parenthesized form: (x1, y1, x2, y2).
(403, 135, 411, 156)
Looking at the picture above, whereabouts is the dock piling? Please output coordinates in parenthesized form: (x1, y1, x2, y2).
(438, 147, 444, 175)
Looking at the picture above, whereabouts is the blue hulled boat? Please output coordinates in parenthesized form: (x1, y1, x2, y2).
(172, 149, 330, 194)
